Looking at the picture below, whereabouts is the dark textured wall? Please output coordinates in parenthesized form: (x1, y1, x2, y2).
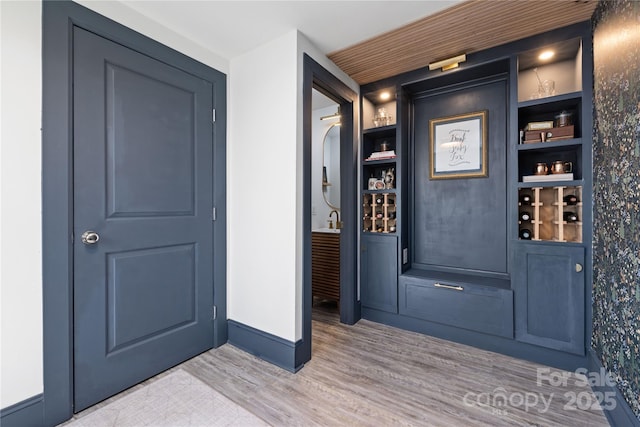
(592, 0, 640, 420)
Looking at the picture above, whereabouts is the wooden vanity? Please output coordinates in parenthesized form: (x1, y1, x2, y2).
(311, 230, 340, 304)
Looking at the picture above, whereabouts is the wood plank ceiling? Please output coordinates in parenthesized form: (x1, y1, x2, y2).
(328, 0, 598, 85)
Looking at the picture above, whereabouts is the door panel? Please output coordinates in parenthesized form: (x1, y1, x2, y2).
(361, 234, 398, 313)
(514, 243, 585, 355)
(73, 27, 214, 411)
(106, 63, 195, 217)
(107, 244, 196, 353)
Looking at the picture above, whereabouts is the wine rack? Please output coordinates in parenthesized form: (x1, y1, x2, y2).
(362, 193, 396, 233)
(518, 186, 582, 242)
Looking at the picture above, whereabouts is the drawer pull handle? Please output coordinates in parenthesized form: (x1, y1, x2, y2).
(434, 282, 464, 291)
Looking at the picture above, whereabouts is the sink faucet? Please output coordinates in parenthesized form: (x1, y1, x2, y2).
(329, 209, 342, 229)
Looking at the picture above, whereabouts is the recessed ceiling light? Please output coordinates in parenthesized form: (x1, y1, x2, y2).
(380, 91, 391, 101)
(539, 50, 555, 61)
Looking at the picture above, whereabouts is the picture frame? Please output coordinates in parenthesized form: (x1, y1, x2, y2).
(429, 110, 488, 179)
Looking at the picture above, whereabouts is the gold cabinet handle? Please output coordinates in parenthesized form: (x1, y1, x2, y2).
(434, 282, 464, 291)
(575, 263, 583, 273)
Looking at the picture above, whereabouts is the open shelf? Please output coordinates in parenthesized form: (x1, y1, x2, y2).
(517, 138, 582, 151)
(517, 91, 582, 109)
(363, 124, 396, 136)
(362, 88, 397, 131)
(518, 98, 582, 140)
(518, 179, 583, 189)
(517, 36, 582, 102)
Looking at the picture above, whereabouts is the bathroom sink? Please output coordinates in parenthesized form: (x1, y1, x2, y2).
(312, 228, 340, 234)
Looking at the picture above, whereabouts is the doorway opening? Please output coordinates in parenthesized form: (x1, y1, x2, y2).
(311, 89, 341, 318)
(302, 54, 359, 362)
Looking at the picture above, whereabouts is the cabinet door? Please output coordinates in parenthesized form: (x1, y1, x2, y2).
(514, 243, 585, 355)
(361, 234, 397, 313)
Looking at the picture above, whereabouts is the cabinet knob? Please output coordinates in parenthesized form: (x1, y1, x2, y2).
(575, 263, 583, 273)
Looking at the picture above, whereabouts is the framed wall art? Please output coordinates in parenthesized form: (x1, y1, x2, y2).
(429, 110, 488, 179)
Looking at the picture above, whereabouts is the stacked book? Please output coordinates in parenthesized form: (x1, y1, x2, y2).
(523, 173, 574, 182)
(365, 150, 396, 161)
(524, 121, 554, 131)
(522, 121, 553, 143)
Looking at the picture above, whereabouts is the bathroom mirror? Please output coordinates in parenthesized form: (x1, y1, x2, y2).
(322, 123, 340, 210)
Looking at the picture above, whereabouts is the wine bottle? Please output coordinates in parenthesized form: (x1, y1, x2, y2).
(388, 211, 396, 219)
(376, 197, 383, 204)
(519, 229, 532, 240)
(563, 194, 579, 205)
(519, 193, 532, 204)
(563, 211, 578, 222)
(520, 211, 531, 221)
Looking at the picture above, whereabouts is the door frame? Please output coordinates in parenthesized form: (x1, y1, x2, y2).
(42, 2, 227, 424)
(301, 55, 359, 362)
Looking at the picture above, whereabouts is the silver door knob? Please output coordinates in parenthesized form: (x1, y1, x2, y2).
(575, 263, 583, 273)
(81, 231, 100, 245)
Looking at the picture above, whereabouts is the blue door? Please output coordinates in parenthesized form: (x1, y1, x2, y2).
(73, 27, 215, 411)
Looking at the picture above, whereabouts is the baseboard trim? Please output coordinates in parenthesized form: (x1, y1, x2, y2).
(588, 349, 640, 427)
(227, 320, 304, 373)
(0, 394, 43, 427)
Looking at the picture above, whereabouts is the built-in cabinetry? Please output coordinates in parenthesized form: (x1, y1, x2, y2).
(362, 125, 397, 233)
(516, 95, 585, 241)
(515, 36, 587, 244)
(361, 233, 397, 313)
(359, 22, 592, 369)
(512, 32, 591, 356)
(399, 272, 513, 338)
(513, 243, 585, 355)
(360, 90, 401, 313)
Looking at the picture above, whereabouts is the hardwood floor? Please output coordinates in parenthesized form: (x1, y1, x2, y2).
(182, 304, 609, 426)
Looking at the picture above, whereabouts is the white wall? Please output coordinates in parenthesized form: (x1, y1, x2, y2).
(76, 0, 229, 75)
(228, 31, 358, 342)
(228, 31, 299, 341)
(0, 0, 43, 409)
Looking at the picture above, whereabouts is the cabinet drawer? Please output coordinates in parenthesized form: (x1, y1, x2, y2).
(399, 276, 513, 338)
